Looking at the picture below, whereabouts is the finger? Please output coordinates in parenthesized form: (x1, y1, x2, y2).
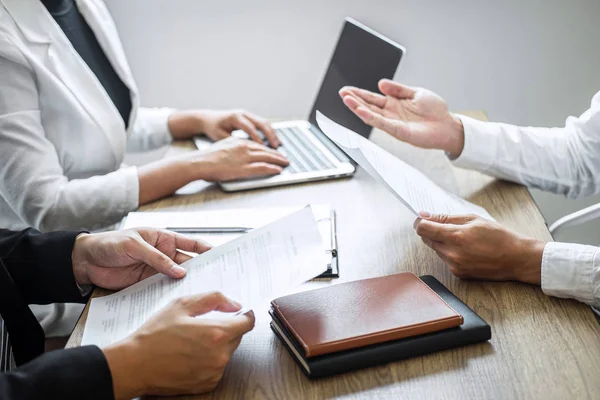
(420, 236, 436, 249)
(420, 237, 454, 263)
(170, 231, 213, 254)
(420, 213, 479, 226)
(244, 139, 281, 152)
(226, 335, 244, 354)
(435, 249, 458, 269)
(240, 162, 283, 178)
(179, 291, 243, 317)
(355, 106, 412, 141)
(173, 250, 193, 264)
(433, 247, 467, 280)
(339, 86, 386, 108)
(378, 79, 417, 99)
(421, 237, 451, 254)
(249, 150, 290, 166)
(214, 129, 231, 141)
(235, 115, 263, 144)
(137, 268, 160, 281)
(342, 94, 361, 111)
(342, 94, 384, 116)
(222, 311, 256, 337)
(131, 238, 187, 278)
(245, 114, 280, 148)
(414, 219, 458, 243)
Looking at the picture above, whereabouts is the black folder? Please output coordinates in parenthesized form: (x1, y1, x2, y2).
(270, 275, 491, 378)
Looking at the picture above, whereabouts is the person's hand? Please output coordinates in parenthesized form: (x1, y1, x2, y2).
(413, 212, 546, 284)
(339, 79, 466, 158)
(168, 109, 281, 148)
(189, 136, 289, 182)
(71, 228, 212, 290)
(103, 292, 256, 399)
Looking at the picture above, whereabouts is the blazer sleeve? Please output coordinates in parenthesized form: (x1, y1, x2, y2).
(0, 228, 86, 304)
(127, 106, 175, 152)
(0, 345, 115, 400)
(0, 33, 139, 232)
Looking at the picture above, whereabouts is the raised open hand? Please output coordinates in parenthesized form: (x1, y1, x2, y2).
(339, 79, 465, 157)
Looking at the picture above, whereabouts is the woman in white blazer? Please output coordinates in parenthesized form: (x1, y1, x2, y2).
(0, 0, 289, 233)
(0, 0, 290, 338)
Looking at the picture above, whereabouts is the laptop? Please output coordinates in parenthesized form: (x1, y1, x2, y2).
(194, 17, 405, 192)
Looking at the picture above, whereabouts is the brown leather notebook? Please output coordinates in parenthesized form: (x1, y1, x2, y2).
(271, 272, 463, 357)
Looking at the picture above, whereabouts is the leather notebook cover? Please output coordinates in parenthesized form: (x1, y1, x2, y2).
(271, 272, 463, 358)
(270, 275, 492, 378)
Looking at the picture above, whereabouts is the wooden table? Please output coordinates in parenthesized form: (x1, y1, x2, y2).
(68, 112, 600, 399)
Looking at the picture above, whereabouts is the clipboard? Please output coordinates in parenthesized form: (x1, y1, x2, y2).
(121, 205, 340, 279)
(317, 209, 339, 279)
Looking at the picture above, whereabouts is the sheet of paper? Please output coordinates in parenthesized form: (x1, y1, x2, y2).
(316, 112, 492, 219)
(82, 206, 327, 347)
(369, 128, 460, 194)
(122, 204, 333, 250)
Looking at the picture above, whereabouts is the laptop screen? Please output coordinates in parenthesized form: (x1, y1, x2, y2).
(308, 18, 405, 138)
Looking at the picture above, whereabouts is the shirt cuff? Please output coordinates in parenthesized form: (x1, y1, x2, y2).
(128, 107, 176, 151)
(142, 107, 175, 138)
(120, 165, 140, 213)
(541, 241, 600, 307)
(451, 115, 498, 172)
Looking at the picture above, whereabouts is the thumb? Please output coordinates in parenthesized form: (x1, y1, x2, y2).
(378, 79, 417, 99)
(130, 237, 187, 279)
(178, 291, 243, 317)
(419, 212, 478, 225)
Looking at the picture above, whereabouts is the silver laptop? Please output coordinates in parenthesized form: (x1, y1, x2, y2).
(194, 18, 405, 192)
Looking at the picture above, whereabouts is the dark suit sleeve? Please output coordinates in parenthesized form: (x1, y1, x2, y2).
(0, 345, 114, 400)
(0, 228, 87, 304)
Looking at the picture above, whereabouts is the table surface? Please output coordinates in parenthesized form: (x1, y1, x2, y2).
(68, 112, 600, 400)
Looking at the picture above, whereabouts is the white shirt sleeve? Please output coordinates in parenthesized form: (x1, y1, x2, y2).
(453, 91, 600, 198)
(126, 107, 175, 152)
(450, 92, 600, 309)
(541, 242, 600, 308)
(0, 37, 139, 232)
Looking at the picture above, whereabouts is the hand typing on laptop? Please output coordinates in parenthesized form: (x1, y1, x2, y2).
(138, 136, 289, 204)
(169, 109, 281, 148)
(194, 19, 404, 192)
(192, 137, 289, 182)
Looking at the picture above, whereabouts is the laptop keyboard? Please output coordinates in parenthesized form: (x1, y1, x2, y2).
(275, 127, 336, 173)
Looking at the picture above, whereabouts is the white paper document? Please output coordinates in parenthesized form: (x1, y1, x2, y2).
(316, 112, 493, 219)
(82, 206, 328, 347)
(122, 204, 333, 249)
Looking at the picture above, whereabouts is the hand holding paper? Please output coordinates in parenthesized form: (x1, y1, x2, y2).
(316, 111, 492, 219)
(82, 206, 327, 347)
(102, 291, 255, 399)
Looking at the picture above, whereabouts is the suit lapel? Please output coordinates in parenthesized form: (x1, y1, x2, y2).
(1, 0, 137, 159)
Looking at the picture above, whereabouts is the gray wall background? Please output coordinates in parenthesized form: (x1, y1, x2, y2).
(106, 0, 600, 245)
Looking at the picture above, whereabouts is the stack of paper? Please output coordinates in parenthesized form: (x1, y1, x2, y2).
(121, 204, 333, 249)
(82, 206, 327, 347)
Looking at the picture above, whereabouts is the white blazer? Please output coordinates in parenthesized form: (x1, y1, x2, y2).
(0, 0, 175, 232)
